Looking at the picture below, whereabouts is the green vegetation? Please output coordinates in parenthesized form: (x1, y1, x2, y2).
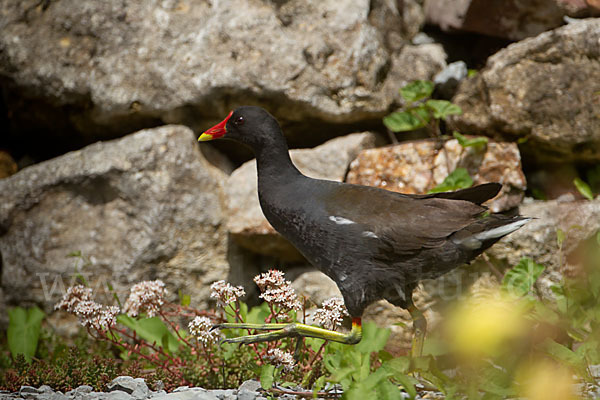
(2, 230, 600, 398)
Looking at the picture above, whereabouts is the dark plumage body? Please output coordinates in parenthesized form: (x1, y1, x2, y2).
(200, 106, 529, 348)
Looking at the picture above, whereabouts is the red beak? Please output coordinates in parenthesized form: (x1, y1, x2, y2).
(198, 111, 233, 141)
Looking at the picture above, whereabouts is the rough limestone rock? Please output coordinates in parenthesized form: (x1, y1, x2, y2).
(0, 0, 440, 148)
(450, 19, 600, 163)
(487, 197, 600, 291)
(424, 0, 599, 40)
(346, 138, 527, 213)
(226, 132, 380, 260)
(0, 125, 228, 331)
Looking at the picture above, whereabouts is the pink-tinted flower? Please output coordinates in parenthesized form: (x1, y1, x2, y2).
(55, 285, 119, 330)
(266, 348, 295, 372)
(188, 316, 221, 345)
(123, 280, 168, 317)
(210, 280, 246, 307)
(314, 297, 349, 330)
(253, 270, 301, 311)
(55, 285, 93, 312)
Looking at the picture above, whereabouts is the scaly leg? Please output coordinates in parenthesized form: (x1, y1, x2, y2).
(408, 303, 427, 358)
(212, 318, 363, 345)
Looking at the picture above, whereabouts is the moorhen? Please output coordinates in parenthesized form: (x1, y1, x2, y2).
(199, 106, 529, 356)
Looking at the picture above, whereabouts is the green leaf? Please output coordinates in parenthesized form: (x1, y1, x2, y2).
(312, 375, 326, 397)
(556, 228, 566, 248)
(501, 258, 545, 297)
(429, 168, 473, 193)
(178, 289, 191, 307)
(540, 338, 591, 381)
(376, 379, 404, 400)
(574, 178, 594, 200)
(260, 364, 275, 390)
(67, 250, 82, 257)
(453, 131, 488, 148)
(467, 69, 478, 78)
(383, 110, 427, 132)
(116, 315, 180, 353)
(426, 99, 462, 119)
(7, 306, 45, 361)
(400, 80, 434, 103)
(355, 322, 390, 354)
(382, 357, 410, 375)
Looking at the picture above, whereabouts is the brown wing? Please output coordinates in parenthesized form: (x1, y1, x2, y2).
(321, 183, 489, 255)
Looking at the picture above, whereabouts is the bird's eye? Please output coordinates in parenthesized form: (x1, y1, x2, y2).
(234, 116, 245, 126)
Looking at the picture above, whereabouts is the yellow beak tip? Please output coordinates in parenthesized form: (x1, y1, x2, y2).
(198, 133, 213, 142)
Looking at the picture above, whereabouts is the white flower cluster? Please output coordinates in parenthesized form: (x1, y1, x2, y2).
(266, 348, 295, 372)
(254, 270, 301, 311)
(313, 297, 349, 330)
(210, 280, 246, 307)
(123, 280, 168, 317)
(188, 316, 221, 345)
(55, 285, 120, 330)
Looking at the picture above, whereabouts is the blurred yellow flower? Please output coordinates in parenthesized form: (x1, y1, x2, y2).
(446, 290, 528, 359)
(517, 359, 579, 400)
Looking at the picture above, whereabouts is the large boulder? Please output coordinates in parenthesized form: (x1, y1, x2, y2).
(425, 0, 600, 40)
(0, 125, 229, 329)
(450, 19, 600, 163)
(226, 132, 380, 260)
(346, 138, 527, 212)
(0, 0, 441, 155)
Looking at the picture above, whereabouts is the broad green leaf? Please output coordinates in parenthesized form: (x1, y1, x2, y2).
(502, 258, 545, 297)
(116, 315, 180, 353)
(67, 250, 82, 257)
(400, 80, 434, 103)
(467, 69, 478, 77)
(260, 364, 275, 390)
(540, 338, 591, 381)
(453, 131, 488, 148)
(355, 322, 390, 354)
(7, 306, 45, 361)
(383, 110, 426, 132)
(429, 168, 473, 193)
(574, 178, 594, 200)
(556, 228, 566, 248)
(382, 357, 410, 375)
(246, 302, 270, 324)
(426, 99, 462, 119)
(376, 379, 404, 400)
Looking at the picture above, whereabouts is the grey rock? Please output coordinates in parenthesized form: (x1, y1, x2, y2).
(107, 377, 149, 400)
(237, 381, 260, 394)
(0, 125, 228, 329)
(424, 0, 589, 40)
(486, 196, 600, 297)
(0, 0, 438, 147)
(433, 61, 468, 99)
(202, 390, 235, 400)
(71, 386, 93, 394)
(451, 19, 600, 163)
(292, 271, 341, 306)
(151, 388, 218, 400)
(226, 132, 380, 260)
(103, 393, 133, 400)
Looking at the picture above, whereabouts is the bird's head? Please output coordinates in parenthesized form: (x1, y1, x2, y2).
(198, 106, 283, 150)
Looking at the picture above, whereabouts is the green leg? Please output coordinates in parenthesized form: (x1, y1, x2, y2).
(408, 304, 427, 358)
(212, 318, 363, 345)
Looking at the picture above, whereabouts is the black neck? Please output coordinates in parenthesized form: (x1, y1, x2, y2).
(254, 136, 301, 183)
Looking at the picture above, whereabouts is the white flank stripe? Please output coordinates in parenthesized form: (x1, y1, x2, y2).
(329, 216, 356, 225)
(474, 218, 531, 241)
(362, 231, 378, 239)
